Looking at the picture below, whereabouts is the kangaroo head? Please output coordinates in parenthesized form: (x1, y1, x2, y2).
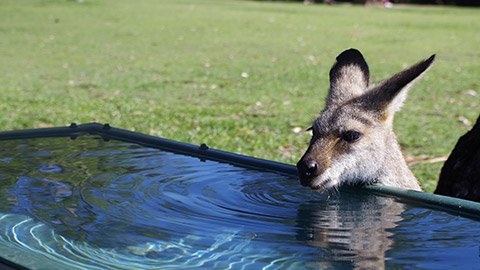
(297, 49, 435, 191)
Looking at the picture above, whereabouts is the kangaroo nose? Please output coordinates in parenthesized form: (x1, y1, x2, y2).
(297, 159, 320, 181)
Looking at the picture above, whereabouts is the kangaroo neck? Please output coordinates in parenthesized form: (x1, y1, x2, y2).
(380, 132, 422, 191)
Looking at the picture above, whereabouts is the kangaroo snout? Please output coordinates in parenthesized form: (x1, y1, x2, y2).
(296, 157, 321, 188)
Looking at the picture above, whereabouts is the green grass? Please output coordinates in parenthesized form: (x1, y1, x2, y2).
(0, 0, 478, 192)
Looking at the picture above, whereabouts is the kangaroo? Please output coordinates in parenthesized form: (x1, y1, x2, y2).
(297, 48, 435, 192)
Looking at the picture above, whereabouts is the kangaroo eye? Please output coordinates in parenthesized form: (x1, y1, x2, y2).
(341, 130, 363, 143)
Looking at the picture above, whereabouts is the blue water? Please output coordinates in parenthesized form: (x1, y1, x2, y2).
(0, 136, 479, 269)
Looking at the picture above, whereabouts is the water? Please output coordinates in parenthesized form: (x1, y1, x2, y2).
(0, 136, 479, 269)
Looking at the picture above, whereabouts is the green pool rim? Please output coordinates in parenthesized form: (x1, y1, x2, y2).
(1, 122, 479, 219)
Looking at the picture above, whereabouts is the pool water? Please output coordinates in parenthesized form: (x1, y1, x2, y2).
(0, 136, 479, 269)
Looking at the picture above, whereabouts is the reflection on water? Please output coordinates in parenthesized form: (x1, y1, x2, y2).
(0, 136, 479, 269)
(296, 193, 404, 269)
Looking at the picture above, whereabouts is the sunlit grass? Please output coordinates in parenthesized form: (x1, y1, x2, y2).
(0, 0, 479, 192)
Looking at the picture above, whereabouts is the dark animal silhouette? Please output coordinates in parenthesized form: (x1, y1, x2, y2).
(435, 114, 480, 202)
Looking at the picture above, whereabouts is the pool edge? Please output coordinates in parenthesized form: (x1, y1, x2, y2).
(1, 122, 479, 221)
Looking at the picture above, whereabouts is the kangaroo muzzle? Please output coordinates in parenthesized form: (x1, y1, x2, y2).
(297, 157, 322, 188)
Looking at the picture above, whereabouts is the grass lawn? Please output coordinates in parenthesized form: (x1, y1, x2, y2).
(0, 0, 478, 192)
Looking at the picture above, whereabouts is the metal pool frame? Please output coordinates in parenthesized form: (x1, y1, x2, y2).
(1, 123, 480, 219)
(0, 122, 479, 269)
(1, 123, 480, 218)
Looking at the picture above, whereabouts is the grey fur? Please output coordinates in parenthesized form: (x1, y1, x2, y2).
(297, 49, 435, 191)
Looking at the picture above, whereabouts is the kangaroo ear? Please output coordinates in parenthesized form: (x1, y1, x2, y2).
(362, 54, 436, 124)
(327, 49, 370, 106)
